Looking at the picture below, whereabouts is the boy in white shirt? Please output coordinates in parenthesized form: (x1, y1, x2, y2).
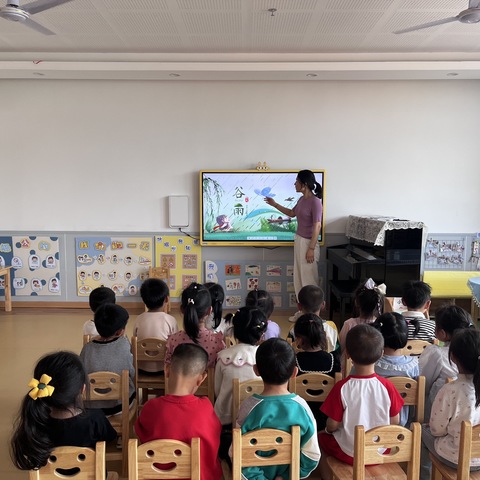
(134, 278, 179, 373)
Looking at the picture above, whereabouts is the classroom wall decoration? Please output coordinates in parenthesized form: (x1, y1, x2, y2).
(0, 236, 61, 296)
(205, 259, 296, 309)
(154, 235, 202, 297)
(75, 236, 153, 296)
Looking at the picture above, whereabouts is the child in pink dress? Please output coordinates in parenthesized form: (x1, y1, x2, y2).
(165, 282, 225, 369)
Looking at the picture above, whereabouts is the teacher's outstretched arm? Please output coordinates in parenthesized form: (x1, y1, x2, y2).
(306, 221, 322, 264)
(264, 197, 295, 217)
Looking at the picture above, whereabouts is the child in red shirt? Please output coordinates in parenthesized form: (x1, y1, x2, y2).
(135, 343, 222, 480)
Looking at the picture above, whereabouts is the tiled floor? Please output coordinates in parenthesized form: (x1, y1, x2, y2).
(1, 306, 321, 480)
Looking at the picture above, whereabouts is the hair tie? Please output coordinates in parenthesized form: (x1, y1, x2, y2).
(187, 298, 195, 305)
(379, 322, 383, 327)
(28, 374, 54, 400)
(193, 284, 198, 290)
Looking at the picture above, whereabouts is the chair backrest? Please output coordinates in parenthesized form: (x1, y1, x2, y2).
(288, 372, 340, 403)
(29, 442, 106, 480)
(128, 438, 200, 480)
(286, 337, 301, 353)
(457, 421, 480, 478)
(225, 336, 237, 348)
(388, 376, 425, 423)
(401, 339, 438, 356)
(83, 334, 91, 345)
(353, 422, 421, 480)
(232, 377, 264, 424)
(85, 370, 133, 477)
(232, 426, 300, 480)
(341, 352, 353, 377)
(132, 336, 167, 374)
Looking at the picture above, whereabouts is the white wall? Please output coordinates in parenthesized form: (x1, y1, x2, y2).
(1, 79, 479, 234)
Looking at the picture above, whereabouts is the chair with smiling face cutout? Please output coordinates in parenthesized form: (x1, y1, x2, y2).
(232, 425, 301, 480)
(128, 438, 200, 480)
(28, 441, 118, 480)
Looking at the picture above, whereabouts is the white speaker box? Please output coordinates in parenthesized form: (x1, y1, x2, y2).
(168, 196, 189, 228)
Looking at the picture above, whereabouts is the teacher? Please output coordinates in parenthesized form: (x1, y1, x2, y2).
(264, 170, 323, 298)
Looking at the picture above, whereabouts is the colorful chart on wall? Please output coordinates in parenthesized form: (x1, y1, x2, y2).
(0, 236, 61, 296)
(424, 236, 467, 270)
(75, 237, 153, 297)
(155, 235, 202, 298)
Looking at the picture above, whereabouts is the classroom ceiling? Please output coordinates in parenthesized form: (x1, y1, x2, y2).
(2, 0, 480, 80)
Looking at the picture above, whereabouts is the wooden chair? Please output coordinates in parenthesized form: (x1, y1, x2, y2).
(389, 375, 426, 423)
(286, 337, 301, 353)
(132, 336, 167, 410)
(430, 421, 480, 480)
(86, 370, 136, 477)
(148, 267, 171, 312)
(401, 338, 438, 356)
(232, 426, 301, 480)
(28, 441, 118, 480)
(128, 438, 200, 480)
(232, 377, 264, 425)
(83, 334, 91, 345)
(289, 372, 341, 403)
(341, 351, 353, 378)
(225, 336, 237, 348)
(326, 422, 422, 480)
(165, 366, 215, 405)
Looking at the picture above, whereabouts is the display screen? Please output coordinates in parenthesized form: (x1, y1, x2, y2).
(200, 170, 325, 247)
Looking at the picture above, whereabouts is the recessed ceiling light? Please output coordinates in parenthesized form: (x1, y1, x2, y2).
(169, 73, 180, 77)
(446, 72, 459, 77)
(306, 73, 318, 78)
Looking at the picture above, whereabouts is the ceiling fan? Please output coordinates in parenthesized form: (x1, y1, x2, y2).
(394, 0, 480, 34)
(0, 0, 73, 35)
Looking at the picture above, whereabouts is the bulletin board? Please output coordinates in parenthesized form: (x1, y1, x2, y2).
(75, 236, 153, 296)
(204, 259, 296, 309)
(424, 234, 480, 271)
(154, 235, 202, 298)
(0, 235, 61, 296)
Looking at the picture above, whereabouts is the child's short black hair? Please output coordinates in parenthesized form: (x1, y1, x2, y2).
(94, 304, 129, 338)
(232, 306, 268, 345)
(140, 278, 169, 310)
(373, 312, 408, 350)
(255, 338, 295, 385)
(402, 280, 431, 309)
(435, 304, 473, 337)
(170, 343, 208, 377)
(89, 287, 116, 313)
(297, 285, 325, 313)
(246, 289, 274, 318)
(346, 324, 384, 366)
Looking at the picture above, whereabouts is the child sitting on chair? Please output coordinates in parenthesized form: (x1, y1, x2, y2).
(245, 289, 281, 340)
(80, 304, 135, 415)
(318, 324, 404, 480)
(11, 351, 117, 471)
(402, 280, 436, 342)
(288, 285, 338, 353)
(373, 312, 419, 426)
(134, 278, 178, 373)
(135, 343, 222, 480)
(419, 304, 473, 420)
(420, 328, 480, 480)
(235, 338, 320, 479)
(294, 313, 341, 431)
(165, 283, 225, 369)
(83, 286, 116, 337)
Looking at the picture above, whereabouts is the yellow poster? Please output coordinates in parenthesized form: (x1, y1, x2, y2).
(155, 235, 202, 298)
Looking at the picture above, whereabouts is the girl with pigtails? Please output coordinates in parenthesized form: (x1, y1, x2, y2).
(10, 351, 116, 471)
(164, 282, 225, 368)
(420, 328, 480, 479)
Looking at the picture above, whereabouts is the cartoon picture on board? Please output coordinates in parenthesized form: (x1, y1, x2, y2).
(49, 278, 60, 293)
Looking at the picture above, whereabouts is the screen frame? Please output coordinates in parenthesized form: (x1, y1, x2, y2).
(199, 169, 326, 247)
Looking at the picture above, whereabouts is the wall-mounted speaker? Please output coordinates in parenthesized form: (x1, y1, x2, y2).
(168, 196, 189, 228)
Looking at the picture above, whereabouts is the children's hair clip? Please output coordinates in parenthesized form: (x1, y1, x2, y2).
(28, 374, 54, 400)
